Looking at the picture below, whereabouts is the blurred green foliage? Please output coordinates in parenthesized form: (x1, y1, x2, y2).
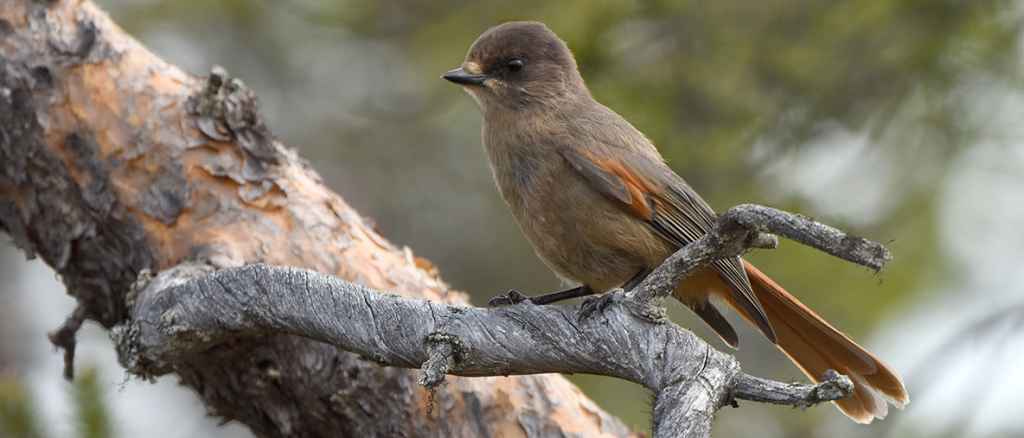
(73, 368, 113, 438)
(95, 0, 1023, 436)
(0, 367, 113, 438)
(1, 373, 45, 438)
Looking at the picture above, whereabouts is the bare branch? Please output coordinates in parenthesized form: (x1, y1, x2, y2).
(115, 202, 866, 438)
(631, 204, 891, 304)
(732, 370, 855, 408)
(722, 204, 892, 271)
(0, 2, 633, 435)
(1, 2, 878, 436)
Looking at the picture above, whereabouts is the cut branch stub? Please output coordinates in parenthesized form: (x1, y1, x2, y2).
(47, 305, 88, 380)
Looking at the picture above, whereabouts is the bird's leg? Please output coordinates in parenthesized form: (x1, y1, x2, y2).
(620, 268, 652, 291)
(530, 285, 596, 304)
(578, 268, 651, 321)
(487, 289, 532, 306)
(488, 285, 595, 307)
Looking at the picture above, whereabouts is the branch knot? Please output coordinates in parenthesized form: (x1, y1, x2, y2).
(419, 332, 463, 389)
(187, 65, 280, 170)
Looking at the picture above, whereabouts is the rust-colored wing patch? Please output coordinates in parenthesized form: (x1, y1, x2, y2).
(559, 148, 656, 220)
(560, 146, 775, 343)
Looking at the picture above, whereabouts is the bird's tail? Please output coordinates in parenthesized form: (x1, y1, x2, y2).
(726, 261, 910, 423)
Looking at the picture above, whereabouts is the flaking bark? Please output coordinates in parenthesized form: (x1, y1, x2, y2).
(0, 1, 878, 437)
(113, 203, 872, 438)
(0, 1, 633, 437)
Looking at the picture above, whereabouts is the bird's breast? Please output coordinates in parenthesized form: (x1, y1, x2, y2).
(483, 137, 668, 290)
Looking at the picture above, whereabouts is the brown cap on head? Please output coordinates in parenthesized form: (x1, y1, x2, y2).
(465, 22, 577, 73)
(443, 21, 586, 108)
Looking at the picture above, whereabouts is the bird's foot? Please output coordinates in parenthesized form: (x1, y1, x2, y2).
(487, 289, 533, 307)
(577, 292, 619, 322)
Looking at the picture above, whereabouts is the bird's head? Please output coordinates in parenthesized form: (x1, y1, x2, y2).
(443, 21, 586, 112)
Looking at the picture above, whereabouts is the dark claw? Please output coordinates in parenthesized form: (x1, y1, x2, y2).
(488, 289, 533, 307)
(577, 293, 617, 322)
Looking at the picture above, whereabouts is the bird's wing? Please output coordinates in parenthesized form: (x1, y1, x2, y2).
(560, 146, 776, 343)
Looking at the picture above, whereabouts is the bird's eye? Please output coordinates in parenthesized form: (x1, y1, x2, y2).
(507, 58, 524, 72)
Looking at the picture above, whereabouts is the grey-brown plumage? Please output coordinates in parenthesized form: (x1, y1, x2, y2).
(444, 21, 908, 423)
(445, 21, 772, 344)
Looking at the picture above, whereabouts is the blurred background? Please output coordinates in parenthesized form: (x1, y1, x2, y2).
(3, 0, 1024, 437)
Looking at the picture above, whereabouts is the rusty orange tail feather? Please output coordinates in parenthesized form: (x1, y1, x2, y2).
(721, 261, 909, 423)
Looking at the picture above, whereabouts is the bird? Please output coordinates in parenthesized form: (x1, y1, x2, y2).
(442, 21, 908, 423)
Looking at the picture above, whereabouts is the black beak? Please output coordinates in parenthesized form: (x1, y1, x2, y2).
(442, 67, 487, 86)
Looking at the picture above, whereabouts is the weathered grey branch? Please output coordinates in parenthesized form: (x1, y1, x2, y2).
(631, 204, 891, 304)
(1, 2, 636, 435)
(115, 204, 870, 438)
(732, 370, 854, 407)
(1, 2, 882, 436)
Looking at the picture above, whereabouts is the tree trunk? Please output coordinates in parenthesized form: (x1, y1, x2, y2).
(0, 1, 634, 436)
